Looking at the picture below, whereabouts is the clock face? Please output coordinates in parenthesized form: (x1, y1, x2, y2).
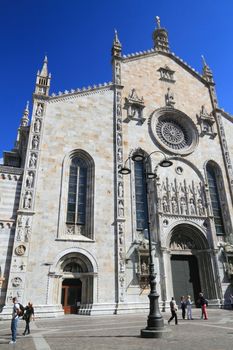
(150, 108, 198, 155)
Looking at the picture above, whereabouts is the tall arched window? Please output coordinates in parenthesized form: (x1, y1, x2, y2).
(63, 151, 94, 239)
(67, 157, 87, 225)
(206, 163, 225, 235)
(134, 160, 148, 231)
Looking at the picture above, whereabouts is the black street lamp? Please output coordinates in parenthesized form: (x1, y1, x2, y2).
(119, 150, 173, 338)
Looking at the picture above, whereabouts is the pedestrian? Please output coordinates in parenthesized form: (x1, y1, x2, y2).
(186, 295, 193, 320)
(9, 297, 20, 344)
(230, 294, 233, 310)
(23, 302, 35, 335)
(168, 297, 178, 325)
(198, 292, 208, 320)
(180, 296, 186, 320)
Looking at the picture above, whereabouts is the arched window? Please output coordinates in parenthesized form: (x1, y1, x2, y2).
(206, 163, 225, 235)
(67, 158, 87, 225)
(134, 160, 148, 231)
(62, 151, 94, 239)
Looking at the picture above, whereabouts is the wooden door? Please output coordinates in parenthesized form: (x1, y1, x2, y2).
(61, 279, 82, 314)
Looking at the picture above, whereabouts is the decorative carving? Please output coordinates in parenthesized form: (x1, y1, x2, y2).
(158, 178, 206, 217)
(170, 235, 197, 250)
(165, 87, 175, 107)
(124, 89, 145, 124)
(197, 105, 216, 138)
(118, 182, 123, 198)
(15, 245, 26, 256)
(11, 277, 22, 287)
(115, 62, 121, 84)
(158, 65, 175, 83)
(118, 200, 124, 217)
(16, 227, 24, 241)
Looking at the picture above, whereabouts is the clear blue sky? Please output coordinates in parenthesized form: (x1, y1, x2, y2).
(1, 0, 233, 159)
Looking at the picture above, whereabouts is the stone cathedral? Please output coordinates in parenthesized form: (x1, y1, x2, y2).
(1, 18, 233, 318)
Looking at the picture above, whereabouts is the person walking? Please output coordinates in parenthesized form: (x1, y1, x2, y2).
(180, 296, 186, 320)
(168, 297, 178, 325)
(23, 302, 35, 335)
(198, 292, 208, 320)
(9, 297, 20, 344)
(186, 295, 193, 320)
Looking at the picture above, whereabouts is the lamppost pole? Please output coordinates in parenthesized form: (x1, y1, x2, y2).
(119, 150, 173, 338)
(140, 161, 164, 338)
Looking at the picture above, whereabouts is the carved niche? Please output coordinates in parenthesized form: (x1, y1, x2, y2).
(136, 241, 150, 287)
(196, 105, 217, 138)
(124, 89, 145, 124)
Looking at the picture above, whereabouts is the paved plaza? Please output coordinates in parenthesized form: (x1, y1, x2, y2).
(0, 308, 233, 349)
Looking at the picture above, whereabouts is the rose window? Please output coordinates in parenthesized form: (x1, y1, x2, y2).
(156, 119, 191, 150)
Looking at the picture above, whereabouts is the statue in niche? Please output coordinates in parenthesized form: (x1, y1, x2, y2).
(162, 196, 169, 213)
(119, 276, 124, 287)
(117, 118, 122, 131)
(115, 63, 121, 84)
(117, 104, 121, 116)
(118, 223, 123, 234)
(117, 133, 122, 146)
(120, 261, 125, 272)
(32, 135, 39, 149)
(165, 87, 175, 107)
(16, 227, 24, 241)
(117, 148, 123, 162)
(171, 197, 178, 214)
(180, 197, 187, 215)
(118, 200, 124, 217)
(29, 153, 37, 168)
(197, 198, 205, 216)
(116, 92, 121, 103)
(18, 216, 23, 227)
(23, 191, 32, 209)
(131, 105, 140, 118)
(34, 118, 41, 133)
(118, 182, 123, 198)
(189, 198, 196, 215)
(26, 172, 34, 188)
(141, 260, 148, 275)
(36, 103, 43, 116)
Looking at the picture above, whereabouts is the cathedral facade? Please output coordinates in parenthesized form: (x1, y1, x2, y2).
(1, 19, 233, 318)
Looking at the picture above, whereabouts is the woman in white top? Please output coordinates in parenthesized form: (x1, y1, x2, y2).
(186, 295, 193, 320)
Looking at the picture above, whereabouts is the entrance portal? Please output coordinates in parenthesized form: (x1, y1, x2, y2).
(171, 255, 201, 304)
(61, 279, 82, 314)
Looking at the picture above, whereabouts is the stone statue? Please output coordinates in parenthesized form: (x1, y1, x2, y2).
(180, 197, 187, 215)
(36, 103, 43, 116)
(26, 172, 34, 188)
(23, 191, 32, 209)
(118, 182, 123, 197)
(34, 118, 41, 133)
(165, 87, 175, 107)
(32, 135, 39, 149)
(189, 198, 196, 215)
(29, 153, 37, 168)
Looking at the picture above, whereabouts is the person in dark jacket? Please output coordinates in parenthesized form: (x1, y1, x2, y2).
(23, 302, 35, 335)
(198, 293, 208, 320)
(180, 296, 186, 320)
(168, 297, 178, 325)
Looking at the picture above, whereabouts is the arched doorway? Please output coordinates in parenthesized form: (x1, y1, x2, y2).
(169, 224, 217, 305)
(62, 278, 82, 314)
(59, 254, 94, 314)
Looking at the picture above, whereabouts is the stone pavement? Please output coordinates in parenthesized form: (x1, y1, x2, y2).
(0, 308, 233, 350)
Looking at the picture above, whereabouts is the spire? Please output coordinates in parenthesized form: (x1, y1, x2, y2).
(20, 101, 30, 127)
(111, 29, 122, 57)
(40, 56, 48, 77)
(34, 56, 51, 96)
(152, 16, 170, 53)
(201, 55, 214, 84)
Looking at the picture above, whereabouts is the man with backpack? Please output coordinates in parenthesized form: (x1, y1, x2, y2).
(9, 297, 21, 344)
